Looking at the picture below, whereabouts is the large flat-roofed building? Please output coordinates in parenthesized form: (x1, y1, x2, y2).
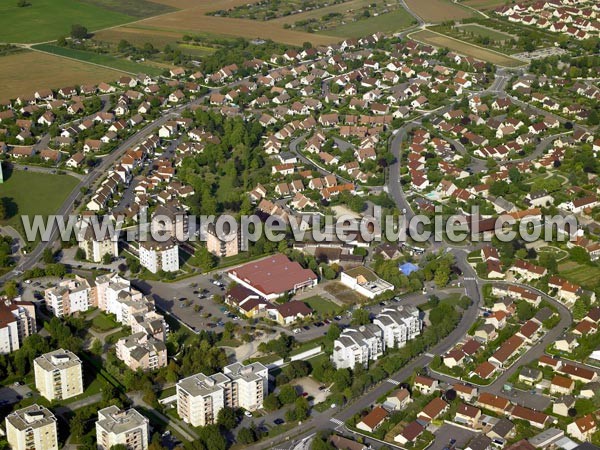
(227, 253, 317, 300)
(0, 297, 36, 354)
(34, 348, 84, 401)
(6, 405, 58, 450)
(44, 276, 93, 317)
(177, 362, 268, 427)
(340, 267, 394, 299)
(96, 406, 149, 450)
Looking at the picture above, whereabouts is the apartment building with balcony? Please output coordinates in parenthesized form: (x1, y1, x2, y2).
(138, 238, 180, 273)
(373, 305, 421, 349)
(331, 324, 384, 369)
(332, 306, 422, 369)
(96, 405, 149, 450)
(34, 349, 84, 401)
(0, 297, 36, 354)
(116, 332, 167, 371)
(44, 276, 93, 317)
(177, 362, 268, 427)
(6, 405, 58, 450)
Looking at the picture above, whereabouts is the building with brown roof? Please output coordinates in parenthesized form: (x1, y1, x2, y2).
(357, 406, 388, 433)
(228, 254, 317, 300)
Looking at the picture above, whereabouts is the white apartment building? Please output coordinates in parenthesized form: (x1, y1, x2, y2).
(94, 273, 153, 326)
(6, 405, 58, 450)
(177, 362, 268, 427)
(0, 297, 36, 354)
(96, 406, 149, 450)
(116, 332, 167, 371)
(332, 306, 422, 369)
(177, 372, 229, 427)
(331, 324, 384, 369)
(223, 362, 268, 411)
(78, 221, 119, 263)
(34, 349, 84, 401)
(138, 238, 179, 273)
(44, 276, 93, 317)
(373, 305, 421, 350)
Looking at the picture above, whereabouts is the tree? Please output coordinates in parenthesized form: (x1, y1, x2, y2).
(75, 247, 86, 261)
(516, 302, 536, 321)
(278, 384, 297, 405)
(237, 427, 256, 444)
(4, 280, 18, 298)
(102, 253, 113, 265)
(263, 393, 281, 411)
(326, 323, 341, 342)
(588, 108, 599, 126)
(16, 0, 31, 7)
(71, 24, 88, 39)
(42, 247, 54, 264)
(351, 308, 370, 326)
(293, 396, 310, 421)
(216, 406, 237, 429)
(45, 263, 67, 277)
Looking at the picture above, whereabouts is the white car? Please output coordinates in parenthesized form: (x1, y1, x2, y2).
(244, 411, 253, 418)
(293, 328, 301, 334)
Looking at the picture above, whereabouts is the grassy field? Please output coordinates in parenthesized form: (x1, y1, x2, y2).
(0, 0, 133, 43)
(0, 50, 122, 102)
(461, 0, 508, 10)
(323, 8, 416, 38)
(557, 261, 600, 290)
(410, 29, 525, 67)
(91, 313, 120, 332)
(404, 0, 474, 22)
(93, 26, 183, 47)
(458, 23, 515, 41)
(303, 295, 342, 316)
(0, 169, 79, 242)
(33, 44, 164, 76)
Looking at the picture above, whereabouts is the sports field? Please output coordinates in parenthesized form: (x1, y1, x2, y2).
(404, 0, 474, 22)
(410, 29, 525, 67)
(0, 51, 122, 102)
(0, 169, 79, 232)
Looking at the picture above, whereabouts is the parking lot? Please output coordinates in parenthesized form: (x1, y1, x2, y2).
(0, 383, 33, 406)
(429, 423, 477, 450)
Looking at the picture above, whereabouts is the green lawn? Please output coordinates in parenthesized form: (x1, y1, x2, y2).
(0, 169, 79, 245)
(92, 313, 120, 332)
(323, 9, 416, 38)
(0, 0, 133, 43)
(33, 44, 163, 76)
(458, 24, 515, 41)
(303, 295, 342, 316)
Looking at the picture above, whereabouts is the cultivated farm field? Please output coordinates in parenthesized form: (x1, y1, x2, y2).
(404, 0, 474, 22)
(0, 51, 122, 102)
(558, 261, 600, 290)
(410, 29, 525, 67)
(135, 12, 340, 46)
